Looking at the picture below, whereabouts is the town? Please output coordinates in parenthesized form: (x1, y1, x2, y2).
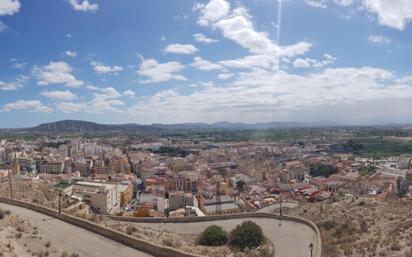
(2, 123, 412, 256)
(2, 130, 411, 217)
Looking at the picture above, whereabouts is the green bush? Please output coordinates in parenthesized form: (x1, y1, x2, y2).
(199, 225, 228, 246)
(229, 221, 264, 250)
(309, 163, 338, 178)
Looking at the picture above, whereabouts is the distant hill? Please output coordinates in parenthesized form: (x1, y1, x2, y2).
(25, 120, 160, 133)
(0, 120, 339, 134)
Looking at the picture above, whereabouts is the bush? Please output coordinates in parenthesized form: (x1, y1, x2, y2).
(0, 209, 10, 219)
(229, 221, 264, 250)
(199, 225, 228, 246)
(309, 163, 338, 178)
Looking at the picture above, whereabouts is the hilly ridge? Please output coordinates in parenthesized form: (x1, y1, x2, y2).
(0, 119, 339, 134)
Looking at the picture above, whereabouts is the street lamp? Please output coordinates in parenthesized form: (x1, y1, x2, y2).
(278, 192, 282, 226)
(309, 242, 314, 257)
(58, 189, 62, 214)
(7, 164, 13, 198)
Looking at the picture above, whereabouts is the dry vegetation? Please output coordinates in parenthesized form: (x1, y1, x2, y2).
(105, 220, 274, 257)
(0, 179, 77, 210)
(286, 196, 412, 257)
(0, 208, 79, 257)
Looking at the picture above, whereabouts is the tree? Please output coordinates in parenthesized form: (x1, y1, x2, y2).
(309, 163, 338, 178)
(198, 225, 228, 246)
(236, 180, 246, 192)
(229, 221, 264, 250)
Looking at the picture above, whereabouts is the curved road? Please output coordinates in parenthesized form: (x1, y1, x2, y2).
(0, 203, 152, 257)
(133, 214, 318, 257)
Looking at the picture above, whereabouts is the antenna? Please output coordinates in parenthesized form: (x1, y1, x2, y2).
(277, 0, 282, 45)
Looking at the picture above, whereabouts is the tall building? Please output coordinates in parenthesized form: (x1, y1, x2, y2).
(72, 181, 119, 214)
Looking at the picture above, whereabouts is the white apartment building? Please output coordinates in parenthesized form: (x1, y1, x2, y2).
(73, 181, 119, 214)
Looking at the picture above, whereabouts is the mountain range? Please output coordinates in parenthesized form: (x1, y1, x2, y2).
(0, 119, 339, 133)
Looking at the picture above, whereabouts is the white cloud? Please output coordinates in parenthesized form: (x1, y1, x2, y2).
(362, 0, 412, 30)
(219, 55, 276, 69)
(0, 0, 21, 16)
(127, 66, 411, 124)
(164, 44, 198, 54)
(57, 87, 124, 113)
(335, 0, 353, 6)
(280, 42, 313, 57)
(11, 62, 26, 69)
(0, 21, 7, 32)
(66, 33, 72, 38)
(10, 58, 26, 69)
(293, 54, 336, 68)
(303, 0, 412, 30)
(123, 90, 136, 98)
(198, 1, 276, 55)
(91, 61, 123, 75)
(190, 57, 223, 71)
(197, 0, 230, 26)
(2, 100, 53, 113)
(0, 75, 28, 91)
(218, 73, 234, 80)
(368, 35, 392, 44)
(194, 0, 311, 70)
(193, 33, 218, 44)
(34, 61, 84, 87)
(95, 87, 122, 100)
(68, 0, 98, 13)
(305, 0, 328, 9)
(137, 56, 186, 83)
(41, 90, 77, 101)
(305, 0, 353, 8)
(86, 85, 99, 91)
(65, 50, 77, 58)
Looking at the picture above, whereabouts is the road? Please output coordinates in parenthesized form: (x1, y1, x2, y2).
(0, 203, 152, 257)
(135, 215, 318, 257)
(256, 202, 299, 213)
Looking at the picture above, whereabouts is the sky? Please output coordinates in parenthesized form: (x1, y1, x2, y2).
(1, 0, 412, 128)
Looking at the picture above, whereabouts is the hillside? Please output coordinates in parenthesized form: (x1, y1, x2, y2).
(25, 120, 159, 133)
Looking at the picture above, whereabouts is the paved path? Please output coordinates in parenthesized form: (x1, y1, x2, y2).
(0, 203, 152, 257)
(134, 215, 318, 257)
(256, 202, 299, 213)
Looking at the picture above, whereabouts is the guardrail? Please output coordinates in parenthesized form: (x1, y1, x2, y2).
(0, 197, 322, 257)
(0, 197, 202, 257)
(107, 211, 322, 257)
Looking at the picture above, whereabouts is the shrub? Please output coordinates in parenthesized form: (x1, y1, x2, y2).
(229, 221, 264, 250)
(199, 225, 228, 246)
(0, 209, 5, 219)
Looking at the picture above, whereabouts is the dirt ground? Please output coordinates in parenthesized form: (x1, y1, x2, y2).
(286, 197, 412, 257)
(0, 208, 80, 257)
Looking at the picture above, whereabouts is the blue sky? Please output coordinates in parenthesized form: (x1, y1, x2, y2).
(1, 0, 412, 127)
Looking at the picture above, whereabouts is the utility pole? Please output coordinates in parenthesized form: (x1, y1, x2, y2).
(58, 189, 62, 213)
(279, 193, 282, 226)
(8, 164, 13, 198)
(216, 178, 222, 215)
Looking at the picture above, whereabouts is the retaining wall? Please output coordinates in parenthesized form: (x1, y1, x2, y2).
(108, 211, 322, 257)
(0, 197, 322, 257)
(0, 197, 202, 257)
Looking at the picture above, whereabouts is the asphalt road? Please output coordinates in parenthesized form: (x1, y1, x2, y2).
(137, 215, 318, 257)
(0, 203, 152, 257)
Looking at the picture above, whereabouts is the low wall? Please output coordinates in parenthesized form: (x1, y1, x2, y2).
(108, 211, 322, 257)
(0, 197, 322, 257)
(0, 197, 202, 257)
